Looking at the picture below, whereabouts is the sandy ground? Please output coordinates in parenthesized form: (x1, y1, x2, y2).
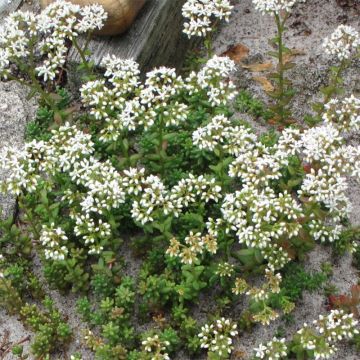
(1, 0, 360, 359)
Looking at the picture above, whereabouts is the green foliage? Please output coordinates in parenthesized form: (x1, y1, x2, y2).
(20, 297, 71, 358)
(274, 263, 328, 303)
(235, 90, 272, 120)
(25, 88, 72, 141)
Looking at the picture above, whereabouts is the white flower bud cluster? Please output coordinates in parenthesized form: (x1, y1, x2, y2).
(40, 224, 68, 261)
(221, 185, 303, 249)
(261, 244, 291, 272)
(296, 124, 360, 222)
(228, 144, 289, 186)
(198, 318, 238, 358)
(74, 214, 111, 245)
(141, 335, 170, 360)
(191, 108, 360, 254)
(252, 0, 306, 14)
(72, 214, 111, 255)
(0, 124, 95, 198)
(323, 25, 360, 61)
(182, 0, 233, 38)
(323, 95, 360, 133)
(309, 220, 344, 242)
(166, 231, 218, 264)
(297, 310, 359, 360)
(71, 158, 126, 215)
(299, 170, 350, 220)
(0, 1, 108, 81)
(216, 261, 235, 277)
(253, 337, 287, 360)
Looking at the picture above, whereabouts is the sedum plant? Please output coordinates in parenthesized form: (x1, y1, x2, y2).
(198, 318, 238, 359)
(254, 309, 359, 359)
(0, 0, 107, 108)
(0, 0, 359, 358)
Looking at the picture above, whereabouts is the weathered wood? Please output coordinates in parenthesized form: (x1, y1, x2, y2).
(69, 0, 192, 71)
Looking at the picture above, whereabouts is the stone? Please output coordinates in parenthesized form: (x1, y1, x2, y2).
(0, 82, 37, 220)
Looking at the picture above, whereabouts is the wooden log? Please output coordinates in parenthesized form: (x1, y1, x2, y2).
(69, 0, 192, 71)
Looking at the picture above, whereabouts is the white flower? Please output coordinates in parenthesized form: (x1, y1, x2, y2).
(40, 224, 68, 261)
(77, 4, 108, 33)
(198, 318, 238, 357)
(323, 95, 360, 132)
(323, 25, 360, 61)
(187, 55, 237, 106)
(193, 114, 257, 155)
(252, 0, 306, 14)
(253, 337, 287, 359)
(182, 0, 233, 38)
(0, 1, 107, 82)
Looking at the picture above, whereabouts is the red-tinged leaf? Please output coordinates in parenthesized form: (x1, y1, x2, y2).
(221, 43, 250, 63)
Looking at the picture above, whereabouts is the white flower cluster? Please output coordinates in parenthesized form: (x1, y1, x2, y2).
(323, 25, 360, 61)
(131, 173, 222, 225)
(221, 185, 303, 249)
(254, 337, 287, 360)
(0, 0, 107, 81)
(1, 123, 94, 196)
(40, 224, 68, 261)
(191, 107, 360, 262)
(182, 0, 233, 38)
(198, 318, 238, 358)
(228, 143, 289, 186)
(323, 95, 360, 133)
(252, 0, 306, 14)
(297, 310, 359, 360)
(187, 55, 237, 106)
(297, 125, 357, 221)
(141, 335, 170, 360)
(73, 215, 111, 254)
(261, 244, 290, 271)
(80, 55, 140, 141)
(0, 143, 41, 196)
(193, 114, 257, 154)
(81, 54, 236, 143)
(309, 220, 344, 244)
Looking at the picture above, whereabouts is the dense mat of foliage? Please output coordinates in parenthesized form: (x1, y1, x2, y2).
(0, 0, 360, 359)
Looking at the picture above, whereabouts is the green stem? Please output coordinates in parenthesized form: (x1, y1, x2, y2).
(20, 202, 41, 240)
(218, 145, 226, 190)
(72, 36, 93, 76)
(28, 40, 56, 110)
(120, 132, 130, 168)
(318, 59, 347, 115)
(157, 114, 165, 178)
(275, 13, 286, 123)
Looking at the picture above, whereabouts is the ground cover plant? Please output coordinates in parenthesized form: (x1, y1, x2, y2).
(0, 0, 360, 359)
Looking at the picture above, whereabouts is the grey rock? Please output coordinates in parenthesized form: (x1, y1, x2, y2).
(0, 81, 37, 220)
